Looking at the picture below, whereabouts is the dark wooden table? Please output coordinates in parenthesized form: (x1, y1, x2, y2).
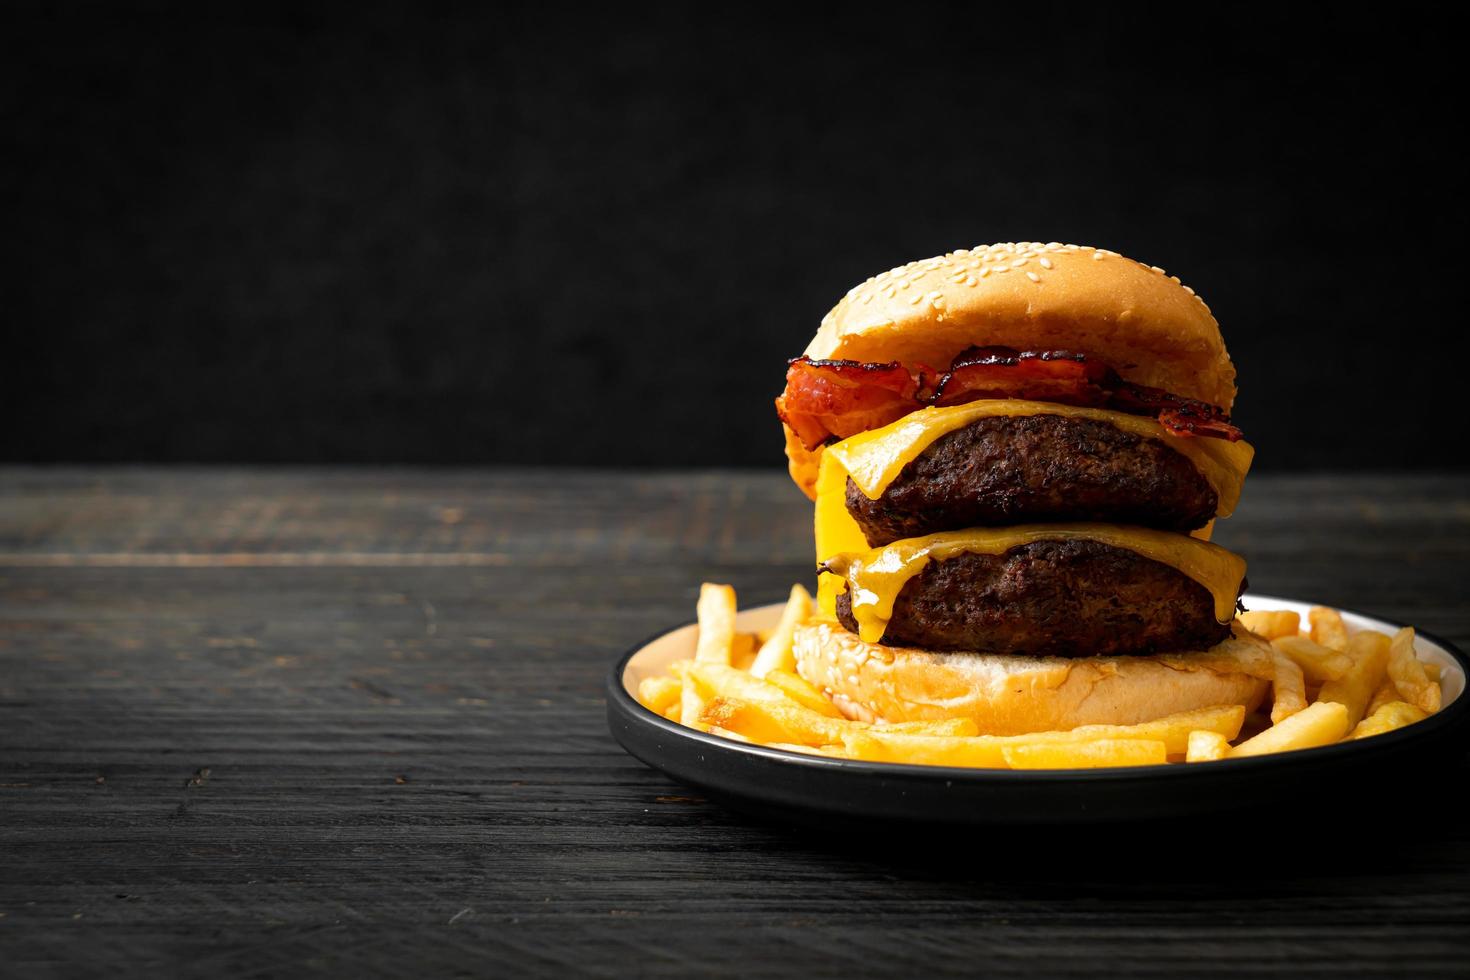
(3, 467, 1468, 977)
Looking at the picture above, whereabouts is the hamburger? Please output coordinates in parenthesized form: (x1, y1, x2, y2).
(774, 242, 1273, 735)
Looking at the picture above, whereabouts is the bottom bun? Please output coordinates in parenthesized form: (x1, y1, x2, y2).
(794, 619, 1272, 735)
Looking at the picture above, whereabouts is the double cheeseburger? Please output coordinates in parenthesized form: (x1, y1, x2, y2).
(775, 243, 1274, 735)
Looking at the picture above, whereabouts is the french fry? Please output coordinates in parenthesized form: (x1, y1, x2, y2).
(1365, 676, 1402, 718)
(1239, 609, 1301, 641)
(706, 725, 752, 743)
(661, 702, 681, 723)
(1185, 730, 1231, 762)
(838, 706, 1243, 768)
(671, 660, 707, 732)
(637, 675, 683, 716)
(1317, 630, 1390, 728)
(694, 583, 738, 665)
(679, 693, 706, 730)
(1084, 704, 1248, 750)
(1272, 635, 1354, 683)
(683, 661, 790, 704)
(1423, 662, 1442, 683)
(1387, 627, 1441, 714)
(1002, 739, 1168, 770)
(766, 741, 832, 756)
(1229, 700, 1349, 758)
(1270, 647, 1308, 725)
(881, 718, 980, 737)
(841, 729, 1008, 767)
(762, 669, 845, 718)
(701, 696, 858, 745)
(1350, 700, 1429, 740)
(1308, 606, 1349, 652)
(689, 661, 947, 731)
(730, 633, 759, 671)
(702, 696, 978, 747)
(750, 584, 813, 678)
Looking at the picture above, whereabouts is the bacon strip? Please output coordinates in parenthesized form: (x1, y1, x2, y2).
(1110, 383, 1243, 440)
(931, 346, 1112, 408)
(776, 357, 924, 451)
(776, 347, 1243, 447)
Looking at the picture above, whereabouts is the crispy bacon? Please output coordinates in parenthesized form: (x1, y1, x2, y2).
(1110, 382, 1243, 440)
(776, 347, 1243, 447)
(775, 357, 925, 451)
(930, 346, 1112, 408)
(932, 347, 1243, 440)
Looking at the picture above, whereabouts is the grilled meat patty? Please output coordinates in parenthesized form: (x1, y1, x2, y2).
(833, 539, 1236, 658)
(846, 414, 1218, 546)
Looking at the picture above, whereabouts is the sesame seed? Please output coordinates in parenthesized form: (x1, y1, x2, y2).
(1183, 285, 1196, 296)
(1039, 257, 1053, 269)
(883, 286, 896, 298)
(1011, 258, 1028, 268)
(1150, 265, 1166, 275)
(1026, 271, 1041, 282)
(1170, 275, 1181, 284)
(908, 293, 923, 305)
(964, 276, 977, 286)
(978, 267, 990, 277)
(1092, 251, 1105, 260)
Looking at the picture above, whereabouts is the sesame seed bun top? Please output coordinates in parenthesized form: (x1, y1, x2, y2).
(806, 242, 1236, 410)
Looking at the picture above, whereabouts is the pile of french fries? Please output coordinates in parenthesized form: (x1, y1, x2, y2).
(636, 583, 1447, 769)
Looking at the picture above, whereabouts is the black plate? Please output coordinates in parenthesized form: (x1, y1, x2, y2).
(606, 595, 1470, 826)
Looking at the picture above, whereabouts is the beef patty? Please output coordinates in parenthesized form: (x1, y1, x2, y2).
(833, 539, 1237, 658)
(846, 414, 1217, 546)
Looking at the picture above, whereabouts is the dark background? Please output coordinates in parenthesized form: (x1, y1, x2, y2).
(6, 4, 1467, 471)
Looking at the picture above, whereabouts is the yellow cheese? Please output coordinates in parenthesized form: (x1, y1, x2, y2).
(824, 524, 1247, 644)
(826, 400, 1253, 516)
(814, 451, 873, 616)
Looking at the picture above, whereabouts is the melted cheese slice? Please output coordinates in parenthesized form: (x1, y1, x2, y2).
(823, 524, 1248, 644)
(827, 400, 1254, 515)
(815, 450, 878, 617)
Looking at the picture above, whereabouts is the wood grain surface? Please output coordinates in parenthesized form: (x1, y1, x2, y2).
(2, 467, 1468, 977)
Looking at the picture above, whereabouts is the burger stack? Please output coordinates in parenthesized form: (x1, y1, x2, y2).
(774, 243, 1269, 735)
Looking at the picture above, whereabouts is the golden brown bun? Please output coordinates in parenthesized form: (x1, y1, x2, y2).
(785, 243, 1235, 498)
(793, 618, 1270, 735)
(810, 243, 1234, 406)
